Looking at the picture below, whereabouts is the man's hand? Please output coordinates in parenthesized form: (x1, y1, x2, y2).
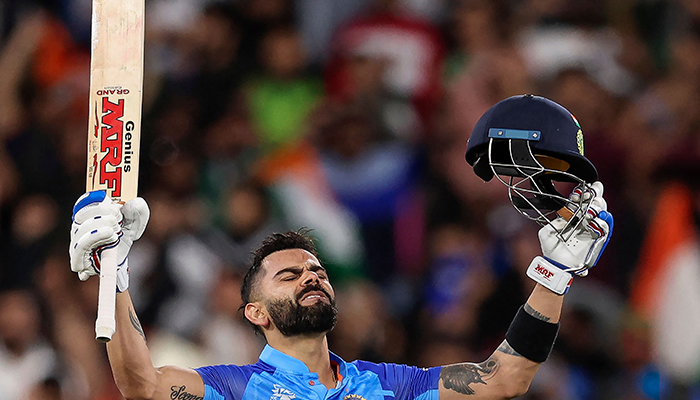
(527, 181, 614, 294)
(69, 191, 150, 292)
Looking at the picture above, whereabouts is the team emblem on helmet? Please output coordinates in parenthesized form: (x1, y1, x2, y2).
(576, 128, 584, 156)
(571, 113, 584, 156)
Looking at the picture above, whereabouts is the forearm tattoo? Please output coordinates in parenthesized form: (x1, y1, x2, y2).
(170, 386, 203, 400)
(440, 356, 499, 395)
(523, 303, 551, 322)
(128, 307, 146, 341)
(496, 340, 523, 358)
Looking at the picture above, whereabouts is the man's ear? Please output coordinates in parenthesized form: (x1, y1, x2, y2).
(244, 302, 270, 330)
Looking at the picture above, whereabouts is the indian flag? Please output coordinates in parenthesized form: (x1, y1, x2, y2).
(630, 183, 700, 383)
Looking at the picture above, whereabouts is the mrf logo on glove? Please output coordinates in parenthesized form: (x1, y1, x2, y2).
(534, 264, 554, 280)
(527, 257, 576, 295)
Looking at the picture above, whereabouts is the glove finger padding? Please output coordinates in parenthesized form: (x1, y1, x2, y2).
(583, 210, 613, 269)
(73, 192, 123, 225)
(71, 213, 121, 245)
(70, 225, 120, 278)
(121, 198, 150, 241)
(530, 181, 614, 293)
(572, 181, 603, 202)
(70, 191, 123, 281)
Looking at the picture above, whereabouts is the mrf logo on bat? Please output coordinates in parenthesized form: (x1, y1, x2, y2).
(88, 87, 135, 199)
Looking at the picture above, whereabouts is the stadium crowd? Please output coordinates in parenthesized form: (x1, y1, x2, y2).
(1, 0, 700, 398)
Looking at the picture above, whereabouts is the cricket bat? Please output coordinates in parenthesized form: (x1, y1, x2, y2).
(86, 0, 144, 342)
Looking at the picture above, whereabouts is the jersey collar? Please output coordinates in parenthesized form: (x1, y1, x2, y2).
(259, 344, 348, 380)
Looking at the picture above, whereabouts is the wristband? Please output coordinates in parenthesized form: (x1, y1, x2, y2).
(505, 305, 560, 363)
(526, 256, 573, 295)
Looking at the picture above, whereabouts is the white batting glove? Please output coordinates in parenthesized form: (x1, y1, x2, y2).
(69, 191, 150, 292)
(527, 182, 614, 294)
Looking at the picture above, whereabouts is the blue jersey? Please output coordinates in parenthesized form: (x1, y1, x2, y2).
(196, 345, 442, 400)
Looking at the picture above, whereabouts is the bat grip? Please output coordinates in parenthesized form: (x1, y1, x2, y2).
(95, 247, 118, 342)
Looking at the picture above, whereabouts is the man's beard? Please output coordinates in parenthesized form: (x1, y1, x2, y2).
(266, 284, 338, 337)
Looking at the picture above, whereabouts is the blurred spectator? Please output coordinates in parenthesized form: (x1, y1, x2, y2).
(203, 181, 286, 268)
(37, 251, 119, 400)
(198, 269, 264, 365)
(325, 0, 444, 135)
(237, 0, 294, 67)
(315, 105, 423, 291)
(516, 0, 638, 95)
(244, 25, 323, 150)
(199, 102, 259, 225)
(127, 190, 224, 339)
(147, 2, 249, 135)
(420, 224, 493, 342)
(2, 194, 59, 289)
(0, 290, 58, 400)
(329, 280, 406, 363)
(444, 0, 533, 148)
(295, 0, 372, 64)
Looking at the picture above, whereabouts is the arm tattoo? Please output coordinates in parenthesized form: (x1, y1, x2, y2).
(496, 340, 524, 358)
(523, 303, 551, 322)
(128, 307, 146, 341)
(440, 357, 499, 395)
(170, 385, 203, 400)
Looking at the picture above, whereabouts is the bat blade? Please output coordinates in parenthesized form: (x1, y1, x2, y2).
(87, 0, 144, 342)
(87, 0, 144, 201)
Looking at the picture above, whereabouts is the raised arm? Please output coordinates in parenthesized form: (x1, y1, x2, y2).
(437, 285, 560, 399)
(69, 192, 204, 400)
(108, 290, 204, 400)
(438, 182, 613, 400)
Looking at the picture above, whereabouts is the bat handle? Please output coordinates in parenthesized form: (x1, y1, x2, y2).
(95, 246, 118, 342)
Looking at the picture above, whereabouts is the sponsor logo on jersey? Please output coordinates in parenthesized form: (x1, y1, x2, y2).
(270, 385, 296, 400)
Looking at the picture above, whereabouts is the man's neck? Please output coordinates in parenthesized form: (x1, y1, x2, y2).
(267, 334, 337, 389)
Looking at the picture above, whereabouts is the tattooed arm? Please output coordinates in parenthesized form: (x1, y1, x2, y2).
(438, 284, 563, 400)
(106, 291, 204, 400)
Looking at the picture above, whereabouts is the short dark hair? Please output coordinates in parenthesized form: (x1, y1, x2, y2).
(240, 230, 318, 333)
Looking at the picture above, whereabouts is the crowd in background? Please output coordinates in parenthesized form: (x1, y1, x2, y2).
(1, 0, 700, 399)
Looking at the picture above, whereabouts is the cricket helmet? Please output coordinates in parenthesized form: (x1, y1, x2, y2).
(465, 94, 598, 228)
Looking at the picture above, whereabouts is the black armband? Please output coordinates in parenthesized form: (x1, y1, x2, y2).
(504, 305, 560, 363)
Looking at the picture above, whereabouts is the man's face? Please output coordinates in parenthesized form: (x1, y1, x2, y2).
(257, 249, 337, 336)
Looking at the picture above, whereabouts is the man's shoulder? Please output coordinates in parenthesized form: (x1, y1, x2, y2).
(345, 359, 442, 398)
(195, 360, 274, 383)
(348, 359, 439, 377)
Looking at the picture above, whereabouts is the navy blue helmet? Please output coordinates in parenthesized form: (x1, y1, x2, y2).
(465, 94, 598, 222)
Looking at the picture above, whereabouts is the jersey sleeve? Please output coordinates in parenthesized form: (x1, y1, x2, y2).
(195, 365, 254, 400)
(353, 361, 442, 400)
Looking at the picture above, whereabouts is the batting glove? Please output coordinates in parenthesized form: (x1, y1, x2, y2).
(69, 191, 150, 292)
(526, 181, 614, 294)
